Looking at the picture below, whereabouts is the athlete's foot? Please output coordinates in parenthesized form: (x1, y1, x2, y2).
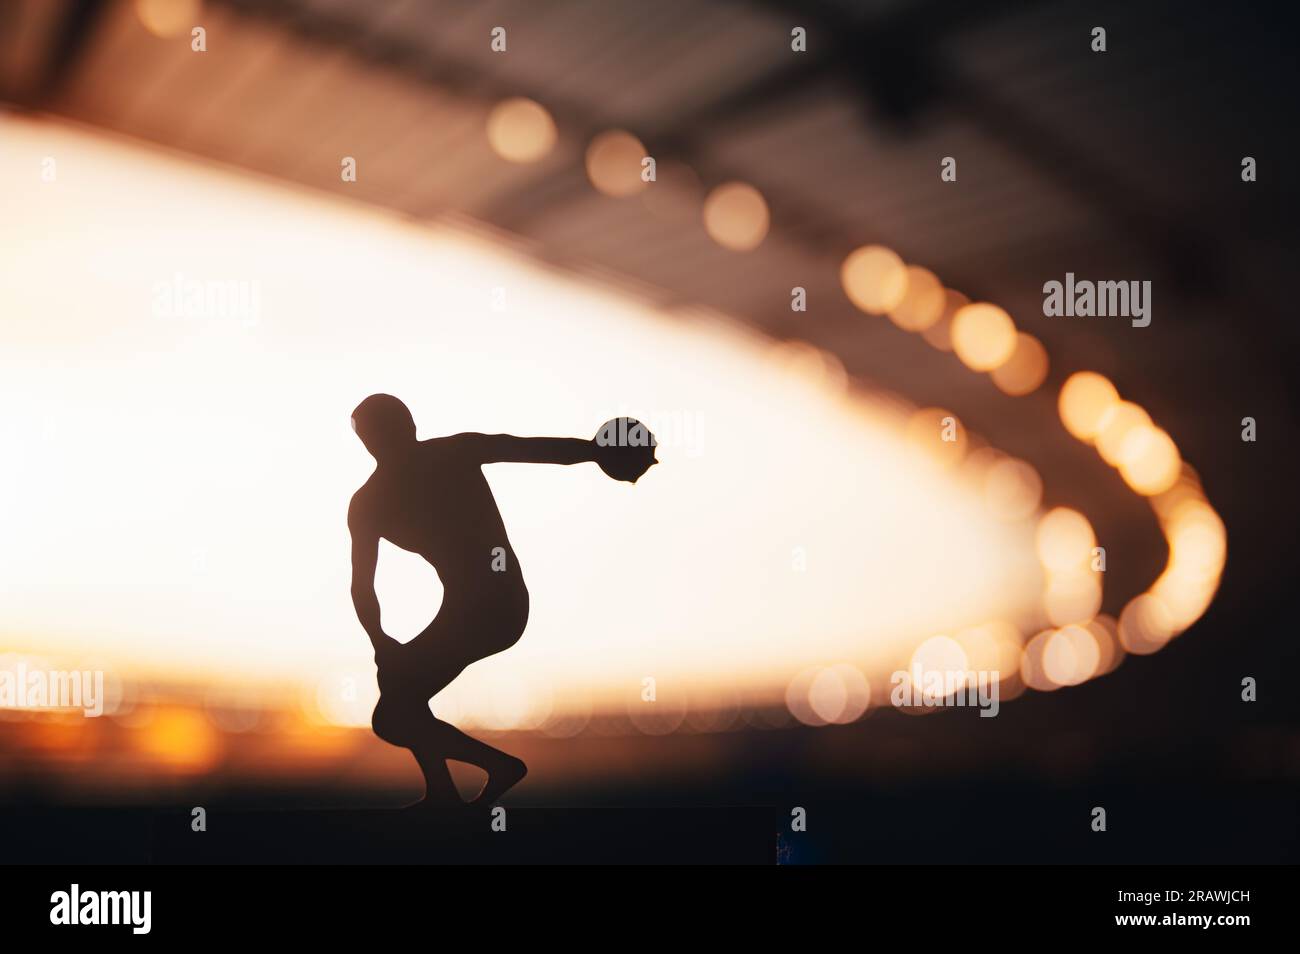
(472, 754, 527, 807)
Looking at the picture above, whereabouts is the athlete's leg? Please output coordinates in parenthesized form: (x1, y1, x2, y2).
(422, 715, 527, 804)
(373, 693, 525, 804)
(371, 694, 460, 805)
(375, 603, 530, 806)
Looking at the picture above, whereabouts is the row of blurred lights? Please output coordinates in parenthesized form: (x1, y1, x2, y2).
(818, 242, 1227, 717)
(487, 96, 775, 249)
(842, 246, 1050, 393)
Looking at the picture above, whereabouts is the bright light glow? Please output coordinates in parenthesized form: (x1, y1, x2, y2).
(910, 635, 970, 694)
(806, 664, 870, 724)
(888, 266, 945, 331)
(841, 245, 907, 315)
(135, 0, 201, 38)
(984, 458, 1042, 522)
(905, 407, 967, 469)
(486, 97, 558, 163)
(951, 303, 1017, 372)
(1118, 593, 1176, 655)
(1058, 372, 1119, 442)
(1118, 424, 1181, 495)
(0, 116, 1045, 722)
(585, 130, 648, 197)
(1042, 624, 1101, 686)
(1043, 572, 1102, 626)
(138, 706, 220, 773)
(990, 333, 1049, 396)
(702, 182, 770, 251)
(1095, 401, 1151, 466)
(1035, 508, 1096, 574)
(953, 621, 1023, 683)
(1165, 500, 1227, 582)
(1083, 615, 1123, 676)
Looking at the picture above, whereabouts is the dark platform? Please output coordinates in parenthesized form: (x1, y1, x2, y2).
(3, 805, 779, 864)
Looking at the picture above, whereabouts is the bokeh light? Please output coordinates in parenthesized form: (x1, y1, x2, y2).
(135, 0, 201, 38)
(486, 97, 558, 163)
(904, 406, 968, 469)
(990, 333, 1049, 396)
(951, 302, 1017, 372)
(138, 705, 220, 773)
(953, 620, 1024, 683)
(909, 635, 970, 698)
(1117, 424, 1181, 495)
(1042, 624, 1102, 686)
(1035, 507, 1096, 574)
(1043, 572, 1103, 626)
(887, 266, 946, 331)
(841, 245, 907, 315)
(702, 182, 770, 251)
(1118, 593, 1177, 655)
(806, 664, 871, 724)
(983, 457, 1043, 522)
(1058, 371, 1119, 442)
(585, 129, 649, 197)
(1095, 401, 1152, 466)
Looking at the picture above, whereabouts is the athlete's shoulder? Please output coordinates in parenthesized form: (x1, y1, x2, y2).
(423, 433, 486, 459)
(347, 479, 378, 527)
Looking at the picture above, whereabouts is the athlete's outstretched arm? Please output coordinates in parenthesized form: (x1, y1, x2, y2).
(347, 500, 390, 655)
(456, 433, 595, 465)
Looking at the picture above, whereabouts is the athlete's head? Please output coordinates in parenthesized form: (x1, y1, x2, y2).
(351, 393, 416, 461)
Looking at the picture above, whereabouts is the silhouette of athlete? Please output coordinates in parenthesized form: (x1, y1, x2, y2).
(347, 394, 656, 810)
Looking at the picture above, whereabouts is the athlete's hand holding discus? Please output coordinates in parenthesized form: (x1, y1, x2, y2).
(592, 417, 658, 483)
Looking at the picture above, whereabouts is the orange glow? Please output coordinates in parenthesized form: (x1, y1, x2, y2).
(1043, 572, 1102, 626)
(1084, 615, 1124, 676)
(909, 635, 970, 696)
(953, 621, 1023, 683)
(702, 182, 770, 251)
(1058, 371, 1119, 442)
(841, 245, 908, 315)
(1118, 424, 1181, 495)
(990, 333, 1049, 396)
(487, 97, 558, 163)
(138, 706, 221, 773)
(951, 303, 1017, 372)
(1095, 401, 1152, 466)
(806, 664, 871, 724)
(983, 457, 1043, 522)
(1019, 630, 1058, 691)
(585, 130, 648, 197)
(1165, 500, 1227, 582)
(1118, 593, 1176, 654)
(1042, 624, 1102, 686)
(905, 407, 968, 469)
(1035, 508, 1096, 574)
(135, 0, 200, 38)
(888, 266, 946, 331)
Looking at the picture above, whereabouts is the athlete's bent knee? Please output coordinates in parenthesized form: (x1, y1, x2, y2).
(372, 697, 420, 747)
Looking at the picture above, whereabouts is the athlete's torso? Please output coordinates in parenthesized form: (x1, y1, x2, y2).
(355, 438, 528, 613)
